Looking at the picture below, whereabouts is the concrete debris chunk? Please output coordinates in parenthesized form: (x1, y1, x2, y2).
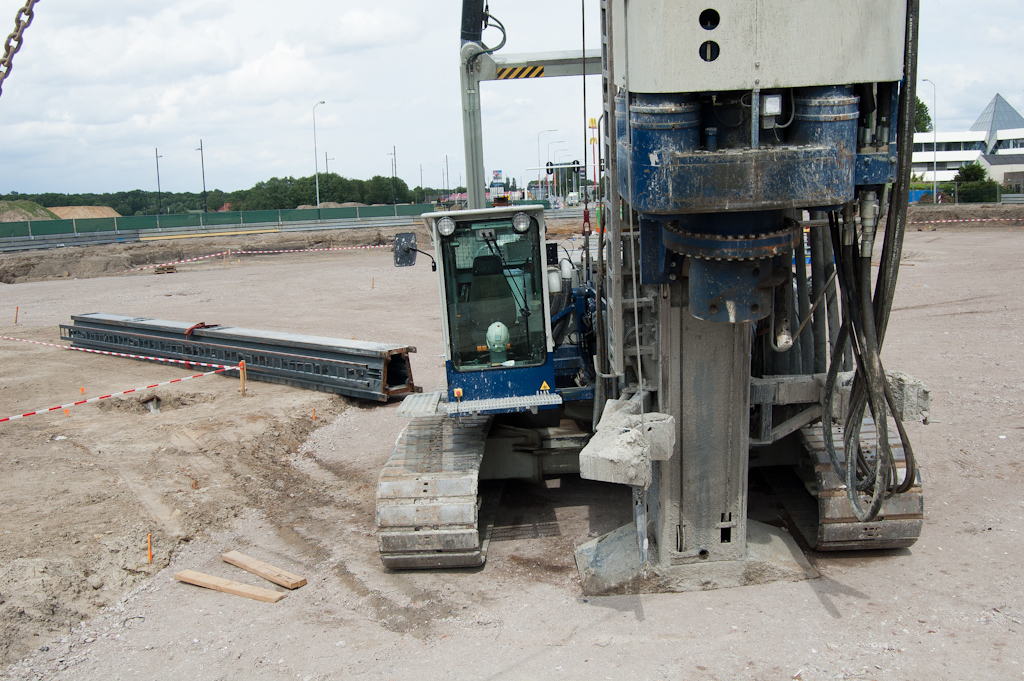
(831, 370, 931, 424)
(579, 392, 675, 488)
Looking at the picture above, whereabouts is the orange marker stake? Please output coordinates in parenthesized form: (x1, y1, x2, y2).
(147, 533, 153, 563)
(14, 306, 18, 324)
(312, 408, 316, 421)
(80, 387, 85, 394)
(238, 360, 247, 396)
(64, 409, 69, 416)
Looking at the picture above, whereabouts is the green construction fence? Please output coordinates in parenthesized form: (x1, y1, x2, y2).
(0, 204, 437, 241)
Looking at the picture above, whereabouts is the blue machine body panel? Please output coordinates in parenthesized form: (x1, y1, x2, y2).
(855, 147, 898, 186)
(445, 344, 592, 414)
(617, 86, 861, 217)
(446, 355, 557, 410)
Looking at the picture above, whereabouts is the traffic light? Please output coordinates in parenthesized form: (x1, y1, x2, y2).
(546, 161, 554, 176)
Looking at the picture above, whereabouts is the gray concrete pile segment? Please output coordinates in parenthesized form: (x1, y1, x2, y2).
(575, 520, 818, 596)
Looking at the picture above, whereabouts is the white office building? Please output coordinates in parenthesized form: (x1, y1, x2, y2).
(979, 154, 1024, 187)
(912, 94, 1024, 182)
(993, 128, 1024, 155)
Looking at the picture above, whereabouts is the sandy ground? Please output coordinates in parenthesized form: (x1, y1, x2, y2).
(0, 218, 1023, 680)
(46, 208, 122, 221)
(0, 225, 420, 285)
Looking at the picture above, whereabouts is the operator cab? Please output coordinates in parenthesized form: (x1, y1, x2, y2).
(396, 205, 561, 415)
(440, 213, 546, 370)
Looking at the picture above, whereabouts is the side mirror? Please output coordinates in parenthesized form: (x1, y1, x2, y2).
(393, 232, 418, 267)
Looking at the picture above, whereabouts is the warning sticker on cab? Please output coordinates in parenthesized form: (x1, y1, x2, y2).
(540, 381, 550, 391)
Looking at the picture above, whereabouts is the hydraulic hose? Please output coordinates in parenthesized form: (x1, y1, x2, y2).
(817, 0, 921, 522)
(460, 0, 485, 44)
(874, 0, 920, 344)
(853, 244, 892, 520)
(821, 208, 916, 522)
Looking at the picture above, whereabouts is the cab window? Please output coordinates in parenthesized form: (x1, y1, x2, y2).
(440, 219, 545, 371)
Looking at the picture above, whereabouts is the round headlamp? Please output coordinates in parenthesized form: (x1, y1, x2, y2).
(437, 216, 457, 236)
(511, 211, 532, 234)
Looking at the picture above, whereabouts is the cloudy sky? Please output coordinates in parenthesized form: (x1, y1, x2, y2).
(0, 1, 1021, 196)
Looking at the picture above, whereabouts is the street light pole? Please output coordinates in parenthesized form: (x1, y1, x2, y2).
(537, 129, 557, 200)
(196, 139, 207, 212)
(546, 140, 563, 199)
(154, 148, 163, 220)
(388, 146, 397, 205)
(555, 149, 569, 200)
(922, 78, 937, 203)
(313, 100, 325, 207)
(324, 153, 334, 202)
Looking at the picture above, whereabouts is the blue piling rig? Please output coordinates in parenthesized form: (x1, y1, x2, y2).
(621, 85, 898, 320)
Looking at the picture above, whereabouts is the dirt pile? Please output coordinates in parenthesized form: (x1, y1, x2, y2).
(48, 207, 121, 220)
(296, 202, 368, 209)
(907, 202, 1024, 223)
(0, 224, 426, 285)
(0, 201, 58, 223)
(0, 375, 346, 666)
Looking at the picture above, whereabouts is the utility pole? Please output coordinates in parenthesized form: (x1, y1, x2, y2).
(922, 78, 938, 203)
(388, 146, 398, 205)
(196, 139, 207, 212)
(546, 139, 564, 200)
(324, 153, 334, 202)
(154, 148, 163, 219)
(537, 129, 557, 200)
(313, 100, 325, 208)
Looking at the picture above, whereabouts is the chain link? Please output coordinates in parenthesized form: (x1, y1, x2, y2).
(0, 0, 40, 99)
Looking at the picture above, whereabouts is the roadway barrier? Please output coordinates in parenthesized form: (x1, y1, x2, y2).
(0, 215, 422, 253)
(0, 205, 593, 252)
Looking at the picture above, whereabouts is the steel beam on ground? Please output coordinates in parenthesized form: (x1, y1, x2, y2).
(60, 313, 419, 402)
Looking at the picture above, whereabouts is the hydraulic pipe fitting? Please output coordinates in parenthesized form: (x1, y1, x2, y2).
(842, 204, 856, 248)
(859, 191, 879, 258)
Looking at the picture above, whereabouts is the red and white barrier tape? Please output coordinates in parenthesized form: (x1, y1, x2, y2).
(236, 244, 391, 255)
(122, 244, 391, 273)
(124, 251, 230, 273)
(0, 336, 234, 369)
(908, 217, 1024, 225)
(0, 366, 236, 423)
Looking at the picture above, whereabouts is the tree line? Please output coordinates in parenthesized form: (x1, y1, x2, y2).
(1, 173, 468, 216)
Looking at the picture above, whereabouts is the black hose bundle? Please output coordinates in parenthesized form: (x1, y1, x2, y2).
(821, 211, 916, 522)
(819, 0, 920, 522)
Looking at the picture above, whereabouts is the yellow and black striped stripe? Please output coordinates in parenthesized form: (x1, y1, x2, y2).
(496, 65, 545, 80)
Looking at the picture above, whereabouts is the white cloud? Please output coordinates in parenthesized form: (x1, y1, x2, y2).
(918, 0, 1024, 130)
(0, 0, 1019, 195)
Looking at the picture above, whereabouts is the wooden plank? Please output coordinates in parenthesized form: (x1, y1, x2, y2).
(174, 569, 286, 603)
(220, 550, 307, 590)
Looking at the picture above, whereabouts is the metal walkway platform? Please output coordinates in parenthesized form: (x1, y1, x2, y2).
(60, 313, 419, 402)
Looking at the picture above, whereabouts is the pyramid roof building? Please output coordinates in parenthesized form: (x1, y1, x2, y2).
(969, 94, 1024, 152)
